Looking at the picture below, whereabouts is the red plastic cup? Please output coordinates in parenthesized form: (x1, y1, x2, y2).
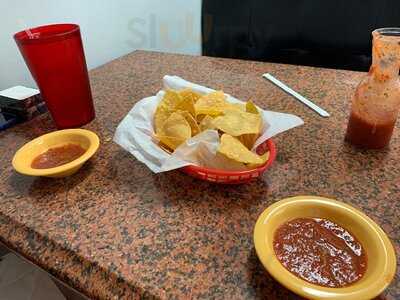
(14, 24, 95, 129)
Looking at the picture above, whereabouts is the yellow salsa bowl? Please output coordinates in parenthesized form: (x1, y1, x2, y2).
(12, 129, 99, 178)
(254, 195, 397, 300)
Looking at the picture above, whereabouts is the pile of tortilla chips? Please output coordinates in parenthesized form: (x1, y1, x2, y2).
(154, 89, 269, 169)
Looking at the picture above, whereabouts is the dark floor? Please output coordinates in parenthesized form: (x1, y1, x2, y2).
(0, 243, 88, 300)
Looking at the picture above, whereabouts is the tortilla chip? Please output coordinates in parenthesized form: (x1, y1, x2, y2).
(154, 90, 183, 133)
(218, 134, 267, 164)
(213, 109, 262, 136)
(195, 91, 229, 116)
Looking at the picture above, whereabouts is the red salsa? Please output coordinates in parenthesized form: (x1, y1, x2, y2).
(273, 218, 367, 288)
(31, 143, 86, 169)
(345, 112, 396, 149)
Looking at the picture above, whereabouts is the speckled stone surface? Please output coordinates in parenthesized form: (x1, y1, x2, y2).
(0, 50, 398, 300)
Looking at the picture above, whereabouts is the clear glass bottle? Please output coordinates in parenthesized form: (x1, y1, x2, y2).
(345, 28, 400, 149)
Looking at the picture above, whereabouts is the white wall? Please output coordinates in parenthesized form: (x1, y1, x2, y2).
(0, 0, 202, 90)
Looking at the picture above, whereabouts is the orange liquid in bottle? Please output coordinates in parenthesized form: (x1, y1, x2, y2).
(345, 112, 396, 149)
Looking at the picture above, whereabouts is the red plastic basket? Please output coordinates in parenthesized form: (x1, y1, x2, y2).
(181, 139, 276, 184)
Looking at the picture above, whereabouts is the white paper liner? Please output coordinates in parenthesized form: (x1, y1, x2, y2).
(114, 75, 304, 173)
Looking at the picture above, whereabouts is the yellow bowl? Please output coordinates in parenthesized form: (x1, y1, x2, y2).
(12, 129, 100, 178)
(254, 196, 397, 300)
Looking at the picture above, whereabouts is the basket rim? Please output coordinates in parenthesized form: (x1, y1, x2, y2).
(182, 139, 276, 176)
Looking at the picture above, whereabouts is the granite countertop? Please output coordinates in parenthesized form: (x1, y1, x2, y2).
(0, 51, 398, 299)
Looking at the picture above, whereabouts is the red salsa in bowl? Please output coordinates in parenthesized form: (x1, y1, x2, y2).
(31, 143, 86, 169)
(273, 218, 367, 288)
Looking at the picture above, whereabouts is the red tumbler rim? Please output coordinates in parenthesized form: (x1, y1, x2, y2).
(14, 24, 80, 44)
